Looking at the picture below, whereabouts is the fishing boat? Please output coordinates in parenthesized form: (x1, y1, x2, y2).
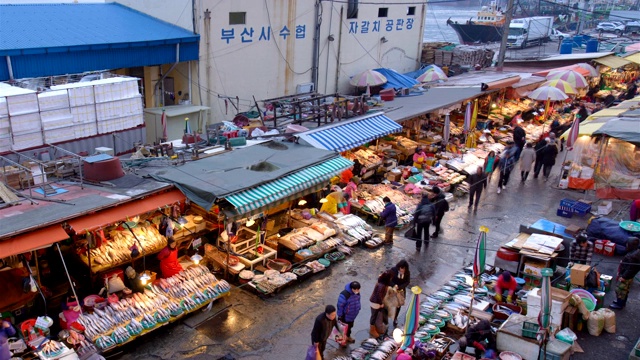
(446, 1, 506, 44)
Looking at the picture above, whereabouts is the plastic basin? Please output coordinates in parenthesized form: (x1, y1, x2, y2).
(582, 298, 596, 311)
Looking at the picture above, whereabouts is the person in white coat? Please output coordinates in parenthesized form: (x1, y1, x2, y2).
(520, 142, 536, 182)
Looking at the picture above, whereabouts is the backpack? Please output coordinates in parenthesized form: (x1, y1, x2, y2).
(417, 204, 435, 223)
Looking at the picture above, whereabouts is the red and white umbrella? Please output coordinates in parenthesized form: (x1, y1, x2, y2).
(417, 69, 448, 83)
(547, 70, 588, 88)
(349, 69, 388, 87)
(566, 117, 580, 150)
(575, 63, 598, 77)
(528, 86, 569, 101)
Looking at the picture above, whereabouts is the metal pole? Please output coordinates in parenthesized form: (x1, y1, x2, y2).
(311, 0, 321, 90)
(56, 243, 84, 319)
(334, 6, 344, 93)
(5, 56, 14, 80)
(496, 0, 516, 71)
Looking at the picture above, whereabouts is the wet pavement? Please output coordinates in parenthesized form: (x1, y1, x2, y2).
(114, 156, 640, 360)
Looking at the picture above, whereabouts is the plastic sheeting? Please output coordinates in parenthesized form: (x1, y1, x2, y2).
(595, 137, 640, 199)
(374, 68, 419, 90)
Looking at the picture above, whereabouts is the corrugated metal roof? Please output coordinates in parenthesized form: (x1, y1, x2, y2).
(0, 3, 198, 53)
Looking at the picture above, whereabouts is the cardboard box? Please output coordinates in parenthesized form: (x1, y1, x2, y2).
(598, 201, 612, 215)
(386, 172, 401, 182)
(603, 241, 616, 256)
(523, 261, 545, 277)
(565, 224, 581, 237)
(570, 264, 591, 287)
(594, 239, 607, 254)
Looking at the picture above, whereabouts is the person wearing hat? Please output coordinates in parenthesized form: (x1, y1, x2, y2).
(413, 147, 428, 169)
(125, 266, 145, 293)
(157, 237, 183, 278)
(494, 271, 517, 303)
(569, 232, 594, 265)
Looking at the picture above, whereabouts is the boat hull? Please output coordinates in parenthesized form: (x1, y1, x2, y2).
(446, 20, 504, 44)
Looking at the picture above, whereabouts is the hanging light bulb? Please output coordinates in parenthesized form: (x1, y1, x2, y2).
(319, 198, 328, 204)
(392, 328, 404, 343)
(298, 199, 307, 206)
(191, 254, 203, 265)
(245, 218, 255, 227)
(140, 272, 151, 285)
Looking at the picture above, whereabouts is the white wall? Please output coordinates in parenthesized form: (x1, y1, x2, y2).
(116, 0, 194, 32)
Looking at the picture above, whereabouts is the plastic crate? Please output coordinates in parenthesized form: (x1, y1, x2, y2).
(522, 321, 539, 339)
(556, 208, 573, 218)
(559, 198, 577, 209)
(572, 201, 591, 216)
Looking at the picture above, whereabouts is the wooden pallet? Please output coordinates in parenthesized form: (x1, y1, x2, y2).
(0, 182, 20, 205)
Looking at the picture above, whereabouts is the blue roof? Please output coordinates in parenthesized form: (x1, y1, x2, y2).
(0, 3, 199, 80)
(373, 68, 419, 90)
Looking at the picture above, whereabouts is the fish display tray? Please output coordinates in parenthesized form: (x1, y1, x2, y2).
(522, 320, 539, 339)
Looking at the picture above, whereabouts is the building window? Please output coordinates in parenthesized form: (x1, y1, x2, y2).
(229, 12, 246, 25)
(378, 7, 388, 17)
(407, 6, 416, 16)
(347, 0, 358, 19)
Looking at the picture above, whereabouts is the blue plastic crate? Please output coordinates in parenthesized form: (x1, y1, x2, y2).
(559, 198, 577, 210)
(557, 208, 573, 218)
(572, 201, 591, 216)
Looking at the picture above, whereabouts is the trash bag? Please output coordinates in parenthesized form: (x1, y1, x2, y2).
(587, 310, 604, 336)
(305, 344, 320, 360)
(597, 308, 616, 333)
(556, 328, 578, 344)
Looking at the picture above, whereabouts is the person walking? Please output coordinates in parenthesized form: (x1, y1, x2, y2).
(513, 124, 526, 161)
(431, 187, 449, 238)
(336, 281, 361, 343)
(541, 137, 559, 181)
(468, 166, 487, 211)
(311, 305, 342, 359)
(533, 138, 547, 179)
(380, 197, 398, 245)
(497, 142, 516, 193)
(610, 237, 640, 310)
(483, 151, 499, 183)
(369, 271, 392, 337)
(519, 142, 536, 182)
(413, 195, 435, 251)
(388, 260, 411, 328)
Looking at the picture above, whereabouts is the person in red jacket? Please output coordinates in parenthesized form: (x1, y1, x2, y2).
(494, 271, 517, 303)
(157, 238, 183, 278)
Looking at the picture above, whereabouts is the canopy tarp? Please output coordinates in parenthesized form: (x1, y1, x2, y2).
(374, 68, 420, 90)
(561, 117, 612, 139)
(0, 225, 68, 258)
(593, 117, 640, 144)
(623, 52, 640, 65)
(299, 113, 401, 152)
(532, 65, 591, 77)
(585, 108, 627, 120)
(149, 141, 342, 211)
(225, 156, 352, 218)
(593, 55, 632, 69)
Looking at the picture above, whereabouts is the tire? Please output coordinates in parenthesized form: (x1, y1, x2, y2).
(615, 30, 621, 35)
(559, 36, 564, 41)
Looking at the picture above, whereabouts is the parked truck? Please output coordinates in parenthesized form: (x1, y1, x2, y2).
(507, 16, 554, 49)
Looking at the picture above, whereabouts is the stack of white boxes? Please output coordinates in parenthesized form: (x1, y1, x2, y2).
(52, 77, 143, 136)
(0, 77, 143, 152)
(1, 85, 43, 150)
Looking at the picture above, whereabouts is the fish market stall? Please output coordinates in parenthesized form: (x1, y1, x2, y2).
(353, 184, 420, 227)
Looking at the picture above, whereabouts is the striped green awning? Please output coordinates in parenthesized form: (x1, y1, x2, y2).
(224, 156, 353, 218)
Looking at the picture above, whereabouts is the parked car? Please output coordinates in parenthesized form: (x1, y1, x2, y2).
(626, 20, 640, 33)
(597, 22, 625, 34)
(550, 28, 568, 41)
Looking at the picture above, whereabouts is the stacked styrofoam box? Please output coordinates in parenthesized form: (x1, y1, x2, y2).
(71, 105, 97, 124)
(74, 122, 97, 139)
(93, 78, 139, 103)
(38, 90, 69, 111)
(44, 127, 75, 144)
(0, 86, 42, 150)
(41, 109, 74, 130)
(96, 97, 142, 121)
(10, 112, 41, 133)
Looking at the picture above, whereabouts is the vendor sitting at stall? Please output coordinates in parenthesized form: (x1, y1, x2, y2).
(340, 167, 354, 186)
(412, 147, 428, 169)
(125, 266, 146, 293)
(494, 271, 517, 303)
(569, 232, 593, 265)
(320, 189, 346, 215)
(446, 138, 461, 154)
(458, 319, 496, 358)
(157, 238, 183, 278)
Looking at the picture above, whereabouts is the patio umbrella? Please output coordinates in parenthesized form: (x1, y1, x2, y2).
(528, 86, 569, 120)
(566, 117, 580, 150)
(463, 101, 472, 133)
(547, 70, 588, 88)
(469, 226, 488, 316)
(575, 63, 598, 77)
(471, 99, 479, 130)
(542, 79, 579, 95)
(538, 268, 553, 359)
(161, 108, 168, 141)
(349, 69, 388, 87)
(443, 113, 451, 144)
(400, 286, 422, 350)
(417, 69, 448, 83)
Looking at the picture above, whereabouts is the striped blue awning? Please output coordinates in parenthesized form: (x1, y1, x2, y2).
(300, 113, 401, 152)
(224, 156, 353, 216)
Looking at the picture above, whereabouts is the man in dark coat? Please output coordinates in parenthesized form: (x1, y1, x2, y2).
(513, 124, 526, 161)
(380, 197, 398, 245)
(533, 138, 547, 178)
(431, 187, 449, 238)
(610, 238, 640, 310)
(311, 305, 341, 359)
(541, 137, 558, 180)
(467, 166, 487, 212)
(458, 319, 496, 358)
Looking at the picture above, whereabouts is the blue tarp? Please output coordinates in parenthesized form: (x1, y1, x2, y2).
(586, 217, 635, 255)
(403, 66, 431, 80)
(374, 68, 419, 90)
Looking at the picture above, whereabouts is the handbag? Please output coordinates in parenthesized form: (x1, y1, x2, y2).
(305, 344, 321, 360)
(396, 288, 406, 307)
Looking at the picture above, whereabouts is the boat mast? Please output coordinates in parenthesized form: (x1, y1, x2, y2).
(496, 0, 515, 71)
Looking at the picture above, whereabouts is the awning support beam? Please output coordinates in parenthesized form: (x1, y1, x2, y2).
(5, 56, 14, 80)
